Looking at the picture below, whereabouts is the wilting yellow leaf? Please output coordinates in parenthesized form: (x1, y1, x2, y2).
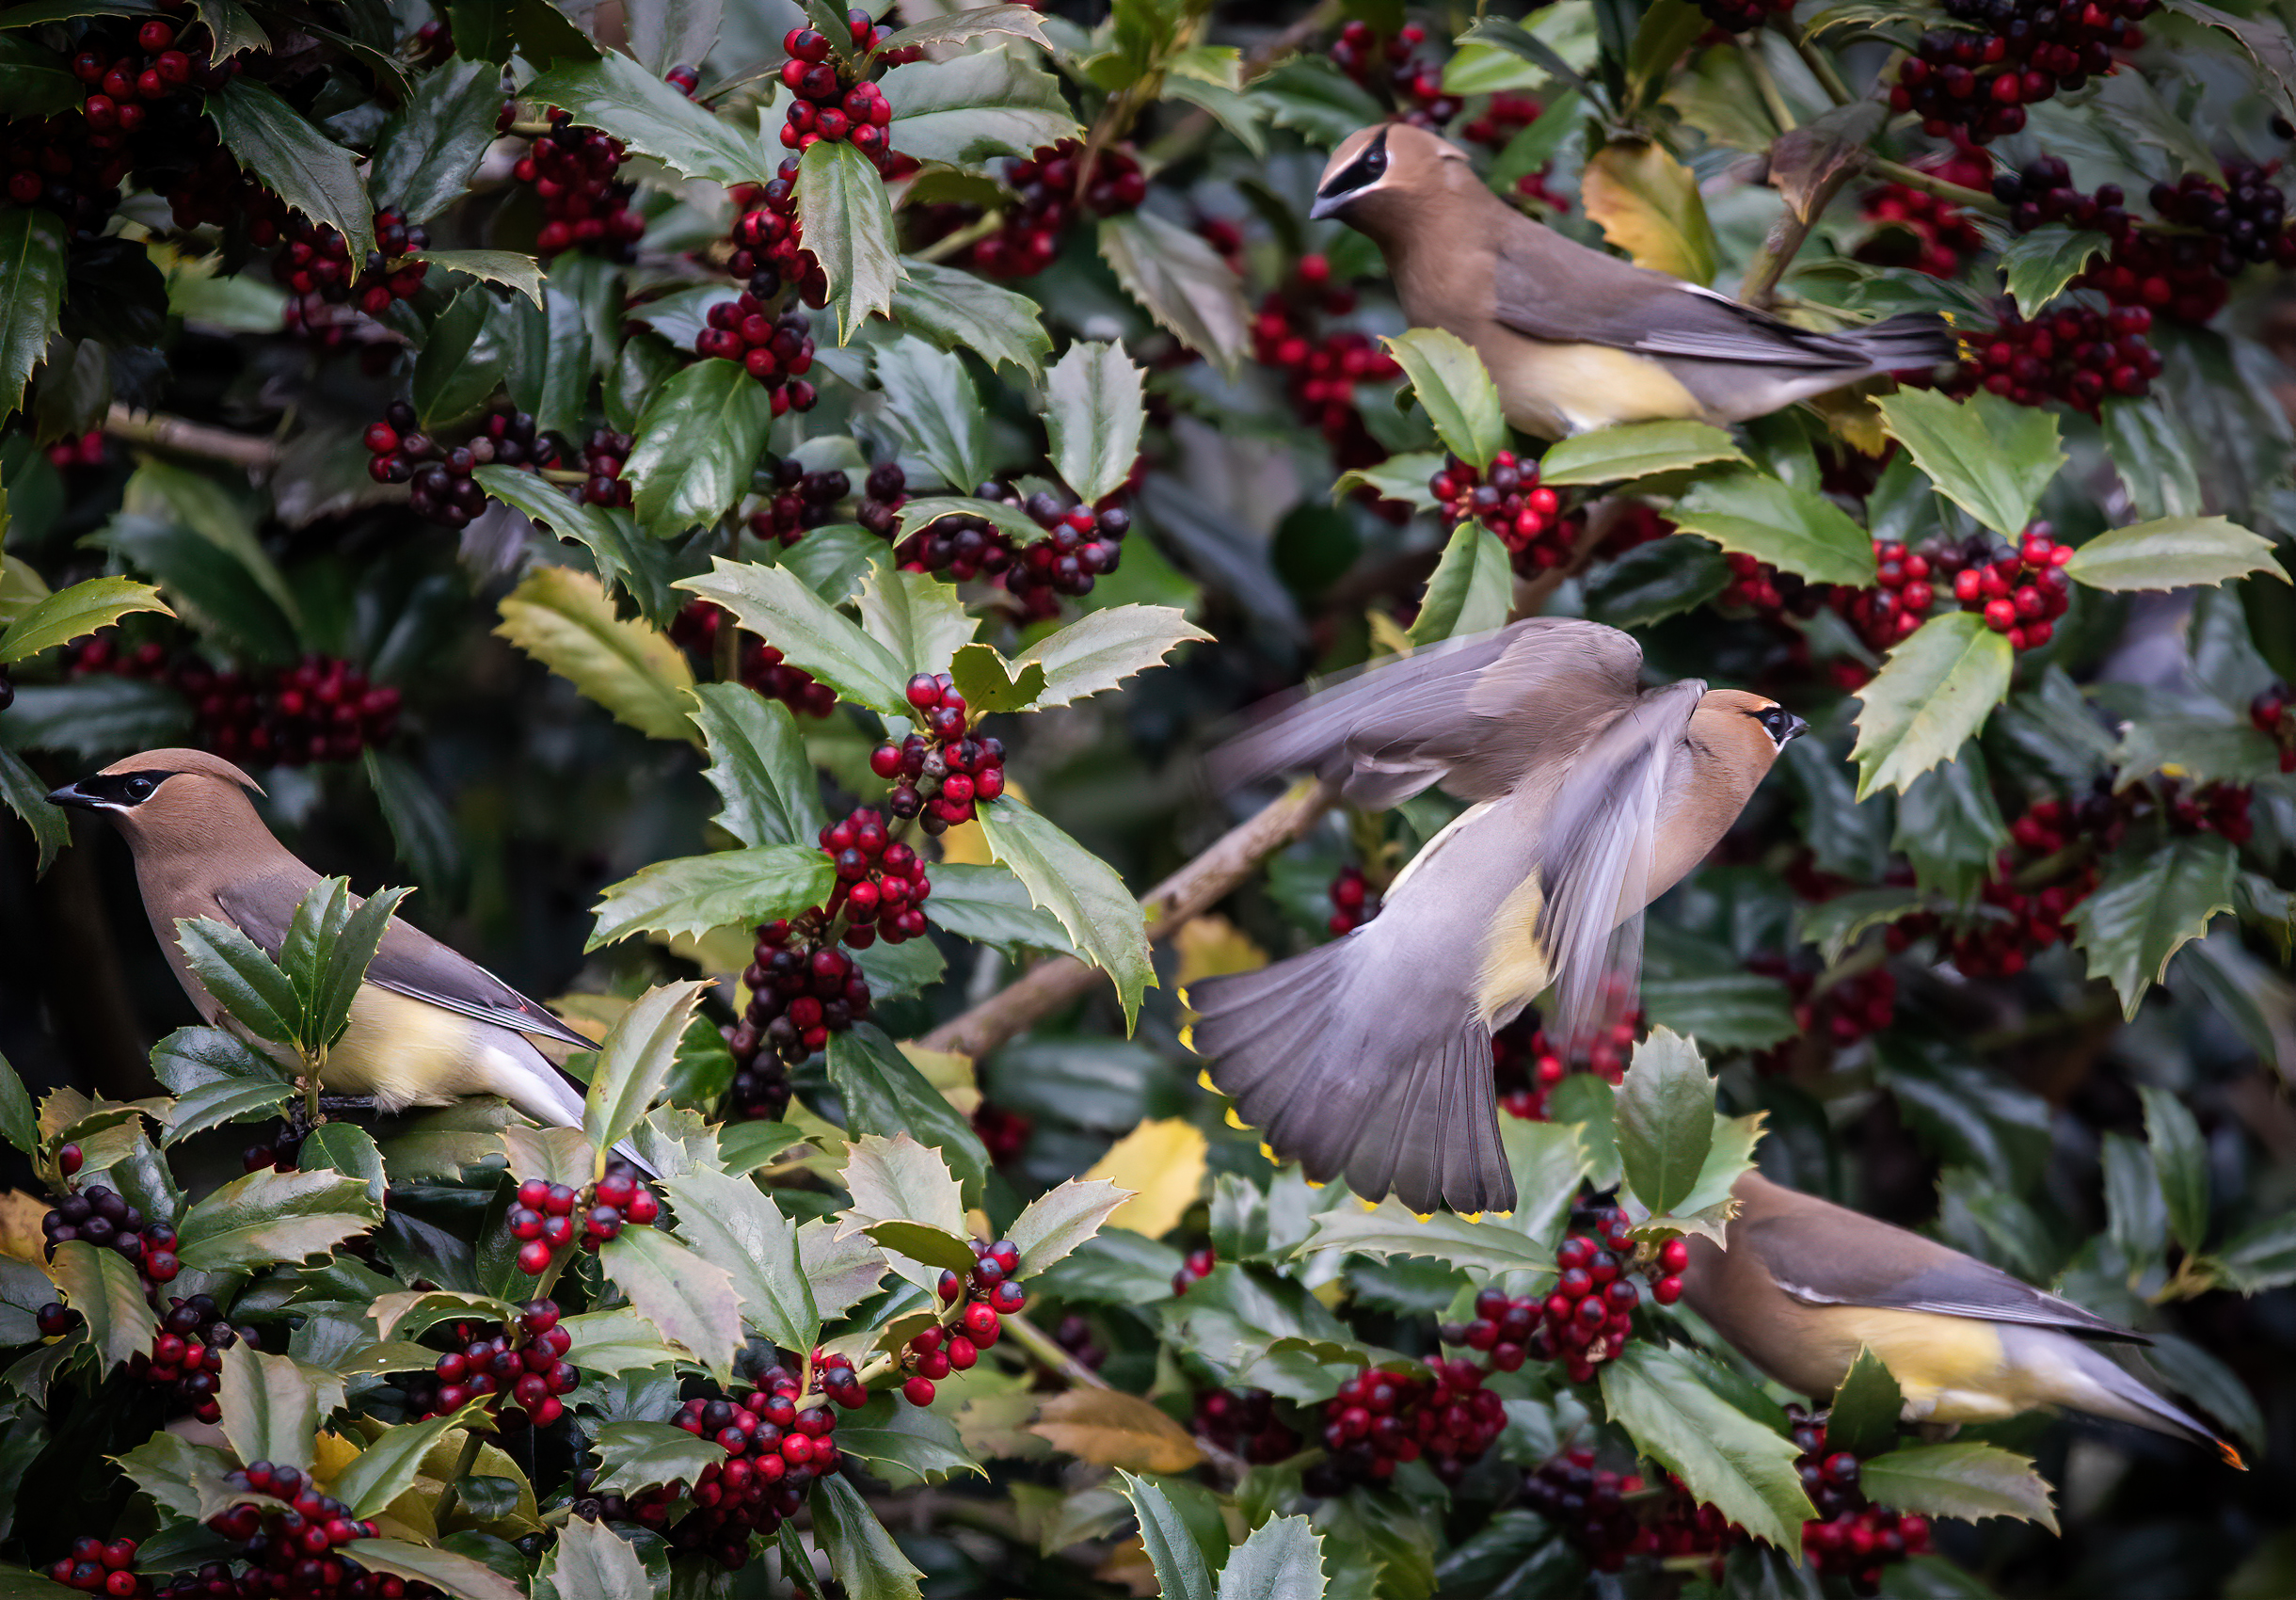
(1582, 139, 1716, 285)
(1085, 1118, 1206, 1240)
(312, 1429, 361, 1490)
(1028, 1387, 1204, 1473)
(0, 1191, 47, 1264)
(1173, 915, 1268, 995)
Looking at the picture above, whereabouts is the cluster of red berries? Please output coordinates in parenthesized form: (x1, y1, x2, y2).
(274, 207, 428, 320)
(1430, 451, 1568, 568)
(665, 602, 839, 719)
(1906, 790, 2108, 976)
(1718, 552, 1792, 615)
(1491, 1013, 1569, 1120)
(726, 924, 872, 1090)
(47, 1537, 147, 1597)
(901, 1240, 1028, 1407)
(240, 1122, 305, 1173)
(1787, 1409, 1934, 1594)
(1303, 1357, 1508, 1492)
(974, 1101, 1032, 1164)
(1858, 152, 1990, 279)
(153, 137, 286, 240)
(1171, 1245, 1217, 1295)
(1192, 1386, 1301, 1465)
(1459, 92, 1571, 213)
(575, 429, 633, 508)
(517, 110, 645, 260)
(1838, 536, 1944, 653)
(365, 402, 565, 528)
(199, 1462, 414, 1600)
(694, 294, 819, 411)
(66, 637, 401, 765)
(899, 484, 1135, 616)
(817, 805, 936, 946)
(132, 1296, 254, 1425)
(2251, 682, 2296, 773)
(44, 431, 108, 472)
(775, 23, 906, 167)
(40, 1179, 182, 1289)
(872, 674, 1009, 831)
(1250, 257, 1404, 471)
(1953, 299, 2160, 413)
(1890, 0, 2155, 142)
(1748, 955, 1898, 1072)
(970, 140, 1145, 279)
(1536, 1208, 1681, 1382)
(1520, 1448, 1656, 1573)
(2, 117, 127, 235)
(1331, 22, 1461, 129)
(1327, 865, 1379, 935)
(399, 1299, 579, 1427)
(651, 1355, 859, 1565)
(744, 458, 868, 545)
(65, 16, 230, 137)
(505, 1162, 661, 1277)
(1933, 525, 2074, 649)
(726, 159, 828, 309)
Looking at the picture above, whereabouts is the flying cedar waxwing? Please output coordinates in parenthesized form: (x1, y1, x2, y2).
(1308, 123, 1960, 438)
(1187, 620, 1805, 1215)
(1682, 1169, 2244, 1466)
(49, 749, 606, 1139)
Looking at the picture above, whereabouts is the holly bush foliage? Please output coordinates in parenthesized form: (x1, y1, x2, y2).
(1, 0, 2295, 1596)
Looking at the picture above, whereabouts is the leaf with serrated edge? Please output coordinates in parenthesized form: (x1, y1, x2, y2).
(801, 138, 902, 342)
(1670, 470, 1878, 586)
(368, 57, 501, 224)
(0, 206, 64, 424)
(343, 1539, 525, 1600)
(1006, 1178, 1132, 1275)
(859, 563, 977, 680)
(811, 1470, 925, 1600)
(586, 845, 835, 950)
(588, 1419, 725, 1496)
(534, 1512, 650, 1600)
(494, 567, 697, 743)
(0, 577, 171, 664)
(874, 5, 1051, 56)
(411, 249, 544, 307)
(1045, 342, 1146, 505)
(583, 980, 708, 1157)
(2139, 1084, 2209, 1256)
(976, 799, 1154, 1026)
(1601, 1342, 1812, 1552)
(1116, 1471, 1216, 1600)
(949, 643, 1045, 715)
(2069, 837, 2238, 1019)
(1097, 211, 1249, 376)
(799, 1218, 889, 1317)
(48, 1240, 151, 1369)
(879, 46, 1079, 167)
(1011, 605, 1209, 709)
(176, 1167, 381, 1272)
(522, 51, 762, 184)
(661, 1167, 819, 1352)
(1858, 1443, 2058, 1530)
(207, 79, 374, 260)
(1298, 1203, 1559, 1274)
(2062, 516, 2288, 592)
(1614, 1028, 1715, 1219)
(678, 556, 910, 715)
(1851, 612, 2015, 799)
(600, 1224, 741, 1379)
(1030, 1387, 1204, 1473)
(331, 1401, 492, 1520)
(837, 1132, 965, 1293)
(690, 681, 828, 848)
(1826, 1347, 1905, 1460)
(217, 1340, 321, 1472)
(626, 358, 778, 536)
(1384, 328, 1507, 471)
(1875, 390, 2065, 538)
(1409, 523, 1511, 647)
(1539, 420, 1746, 486)
(891, 258, 1051, 379)
(1213, 1512, 1323, 1600)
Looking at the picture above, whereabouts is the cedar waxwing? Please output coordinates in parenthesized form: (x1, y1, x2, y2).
(1682, 1169, 2244, 1466)
(48, 749, 606, 1140)
(1187, 619, 1805, 1214)
(1308, 123, 1959, 438)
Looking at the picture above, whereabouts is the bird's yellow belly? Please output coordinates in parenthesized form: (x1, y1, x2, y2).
(319, 986, 503, 1112)
(1811, 1307, 2040, 1424)
(1484, 340, 1707, 437)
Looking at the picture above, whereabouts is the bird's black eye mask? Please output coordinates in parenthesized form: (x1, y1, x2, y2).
(1752, 706, 1809, 747)
(59, 770, 174, 808)
(1316, 127, 1392, 207)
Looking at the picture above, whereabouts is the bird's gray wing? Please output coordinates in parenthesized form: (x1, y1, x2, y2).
(1744, 1211, 2146, 1344)
(1521, 679, 1702, 1050)
(215, 877, 598, 1051)
(1491, 231, 1887, 369)
(1208, 618, 1648, 807)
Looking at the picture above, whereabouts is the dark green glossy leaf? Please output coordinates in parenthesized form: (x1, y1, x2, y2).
(369, 58, 502, 224)
(1826, 1347, 1904, 1460)
(1385, 328, 1507, 472)
(1613, 1028, 1715, 1217)
(1671, 469, 1877, 586)
(1409, 524, 1512, 646)
(2070, 837, 2238, 1019)
(1, 208, 69, 424)
(600, 1224, 742, 1380)
(880, 45, 1078, 165)
(1874, 390, 2064, 538)
(582, 980, 709, 1155)
(976, 797, 1154, 1028)
(587, 844, 836, 949)
(1539, 420, 1744, 486)
(49, 1240, 151, 1369)
(1099, 210, 1249, 377)
(0, 39, 79, 119)
(810, 1471, 924, 1600)
(826, 1024, 992, 1206)
(2139, 1084, 2209, 1256)
(891, 259, 1051, 379)
(626, 358, 778, 536)
(1858, 1443, 2058, 1530)
(873, 335, 990, 492)
(1851, 613, 2015, 799)
(207, 78, 374, 261)
(2063, 516, 2286, 592)
(0, 748, 69, 877)
(691, 680, 828, 849)
(660, 1167, 819, 1351)
(801, 138, 902, 343)
(524, 51, 763, 184)
(177, 1166, 382, 1272)
(173, 915, 299, 1045)
(1599, 1341, 1812, 1553)
(920, 861, 1073, 953)
(151, 1026, 295, 1144)
(411, 286, 512, 429)
(1046, 340, 1146, 505)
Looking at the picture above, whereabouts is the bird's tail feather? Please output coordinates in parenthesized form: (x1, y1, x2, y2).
(1846, 311, 1960, 373)
(1188, 937, 1512, 1215)
(2043, 1332, 2246, 1468)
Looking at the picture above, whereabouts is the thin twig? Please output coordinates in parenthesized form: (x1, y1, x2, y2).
(1784, 20, 1858, 107)
(104, 407, 281, 470)
(1746, 45, 1797, 135)
(914, 213, 1003, 264)
(432, 1430, 486, 1526)
(1741, 208, 1816, 310)
(1870, 157, 2007, 216)
(916, 776, 1342, 1060)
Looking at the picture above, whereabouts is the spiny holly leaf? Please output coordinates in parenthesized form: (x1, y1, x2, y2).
(368, 57, 502, 225)
(689, 681, 828, 849)
(215, 1340, 323, 1472)
(1010, 605, 1209, 708)
(1045, 341, 1146, 505)
(1005, 1177, 1132, 1275)
(0, 747, 67, 877)
(494, 567, 698, 743)
(1116, 1471, 1217, 1600)
(2062, 516, 2288, 592)
(858, 563, 977, 680)
(625, 358, 779, 536)
(1098, 210, 1250, 377)
(0, 205, 64, 424)
(207, 79, 374, 261)
(678, 557, 911, 715)
(1670, 470, 1878, 586)
(600, 1224, 741, 1381)
(523, 50, 763, 184)
(1614, 1028, 1715, 1219)
(534, 1512, 651, 1600)
(1851, 612, 2016, 799)
(46, 1240, 151, 1370)
(1409, 524, 1512, 646)
(329, 1401, 491, 1520)
(1582, 138, 1715, 283)
(2139, 1084, 2210, 1256)
(2070, 837, 2238, 1019)
(342, 1540, 525, 1600)
(873, 335, 991, 493)
(890, 258, 1051, 379)
(1538, 420, 1746, 486)
(586, 845, 836, 950)
(412, 249, 544, 307)
(879, 45, 1079, 166)
(583, 979, 709, 1157)
(1826, 1348, 1905, 1460)
(1297, 1203, 1559, 1272)
(1875, 390, 2065, 538)
(151, 1027, 295, 1144)
(1600, 1342, 1813, 1553)
(1384, 328, 1507, 472)
(176, 1167, 382, 1272)
(1213, 1512, 1325, 1600)
(1857, 1443, 2059, 1530)
(0, 576, 171, 665)
(949, 642, 1046, 715)
(874, 3, 1052, 54)
(800, 138, 902, 343)
(2001, 225, 2111, 315)
(171, 917, 299, 1046)
(811, 1471, 925, 1600)
(976, 798, 1155, 1028)
(660, 1167, 819, 1352)
(826, 1024, 992, 1207)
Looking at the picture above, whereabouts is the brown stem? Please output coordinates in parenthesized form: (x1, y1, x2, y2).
(916, 776, 1341, 1059)
(1741, 208, 1816, 310)
(104, 407, 281, 471)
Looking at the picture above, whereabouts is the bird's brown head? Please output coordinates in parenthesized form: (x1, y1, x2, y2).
(1308, 122, 1476, 233)
(47, 748, 270, 852)
(1690, 690, 1806, 777)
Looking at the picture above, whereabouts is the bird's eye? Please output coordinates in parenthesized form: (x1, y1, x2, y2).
(123, 776, 155, 801)
(1364, 147, 1387, 176)
(1757, 708, 1788, 735)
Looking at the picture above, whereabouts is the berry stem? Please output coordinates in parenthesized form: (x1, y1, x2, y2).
(1780, 18, 1858, 107)
(1869, 157, 2008, 216)
(432, 1428, 486, 1526)
(913, 213, 1006, 265)
(1745, 44, 1798, 135)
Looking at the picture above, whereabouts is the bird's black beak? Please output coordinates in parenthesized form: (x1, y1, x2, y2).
(1781, 713, 1809, 744)
(1308, 191, 1348, 222)
(45, 781, 104, 812)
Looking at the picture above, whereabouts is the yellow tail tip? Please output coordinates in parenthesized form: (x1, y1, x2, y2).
(1459, 1211, 1482, 1223)
(1258, 1142, 1278, 1164)
(1223, 1107, 1248, 1130)
(1177, 1025, 1196, 1052)
(1196, 1068, 1219, 1094)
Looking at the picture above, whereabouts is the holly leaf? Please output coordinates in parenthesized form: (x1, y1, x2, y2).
(2062, 517, 2288, 592)
(678, 556, 911, 716)
(690, 681, 828, 848)
(0, 576, 171, 665)
(1010, 605, 1208, 708)
(1409, 523, 1512, 646)
(800, 138, 902, 343)
(1045, 341, 1146, 505)
(1005, 1177, 1132, 1275)
(949, 643, 1046, 715)
(1850, 612, 2016, 799)
(879, 45, 1079, 166)
(600, 1225, 741, 1381)
(1582, 139, 1715, 283)
(586, 845, 836, 950)
(826, 1024, 992, 1207)
(215, 1340, 324, 1472)
(1213, 1513, 1324, 1600)
(1875, 390, 2065, 538)
(176, 1167, 381, 1272)
(207, 79, 374, 261)
(1857, 1443, 2058, 1530)
(2001, 226, 2110, 316)
(583, 980, 710, 1157)
(1098, 211, 1249, 377)
(891, 258, 1052, 380)
(2070, 837, 2239, 1020)
(1539, 420, 1745, 486)
(1384, 328, 1507, 472)
(1613, 1028, 1716, 1219)
(369, 58, 503, 225)
(1826, 1347, 1905, 1460)
(1029, 1388, 1204, 1473)
(0, 206, 64, 423)
(1116, 1471, 1217, 1600)
(523, 51, 763, 184)
(858, 563, 977, 680)
(810, 1471, 925, 1600)
(1297, 1203, 1559, 1272)
(625, 358, 779, 536)
(494, 567, 697, 743)
(975, 798, 1155, 1028)
(1670, 470, 1877, 586)
(1600, 1342, 1813, 1553)
(46, 1241, 151, 1370)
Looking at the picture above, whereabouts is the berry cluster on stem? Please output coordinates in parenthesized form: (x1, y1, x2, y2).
(970, 140, 1144, 279)
(363, 402, 566, 529)
(517, 111, 644, 259)
(1303, 1356, 1508, 1492)
(1326, 865, 1379, 935)
(505, 1162, 662, 1277)
(1430, 451, 1569, 571)
(1890, 0, 2155, 142)
(901, 1239, 1029, 1406)
(1191, 1386, 1300, 1464)
(67, 640, 399, 765)
(400, 1298, 579, 1428)
(894, 481, 1137, 616)
(1250, 256, 1404, 474)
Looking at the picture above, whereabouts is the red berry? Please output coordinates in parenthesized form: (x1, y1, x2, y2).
(902, 1375, 936, 1406)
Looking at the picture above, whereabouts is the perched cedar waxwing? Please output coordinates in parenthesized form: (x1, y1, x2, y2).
(1187, 620, 1804, 1214)
(1308, 123, 1959, 438)
(49, 749, 606, 1139)
(1682, 1169, 2243, 1466)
